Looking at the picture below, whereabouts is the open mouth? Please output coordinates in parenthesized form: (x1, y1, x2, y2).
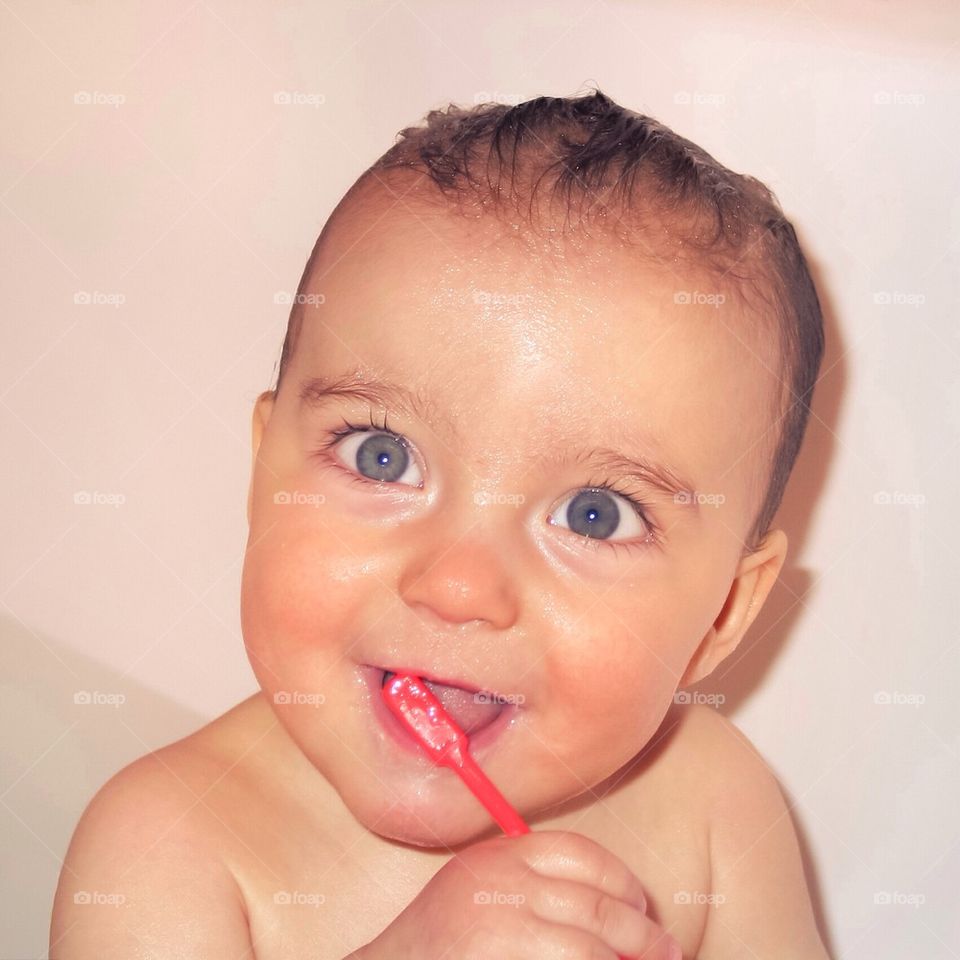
(379, 668, 507, 736)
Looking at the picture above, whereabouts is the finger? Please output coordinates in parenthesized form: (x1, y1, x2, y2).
(527, 875, 670, 958)
(518, 830, 648, 912)
(519, 914, 620, 959)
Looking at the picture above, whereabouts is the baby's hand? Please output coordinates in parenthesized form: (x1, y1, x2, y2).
(349, 829, 681, 960)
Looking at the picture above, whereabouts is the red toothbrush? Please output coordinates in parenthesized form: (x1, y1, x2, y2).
(380, 672, 529, 836)
(380, 673, 633, 960)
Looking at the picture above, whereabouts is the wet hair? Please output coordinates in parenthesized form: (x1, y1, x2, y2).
(275, 87, 824, 555)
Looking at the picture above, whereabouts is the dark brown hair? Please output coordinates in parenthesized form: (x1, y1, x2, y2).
(276, 88, 824, 555)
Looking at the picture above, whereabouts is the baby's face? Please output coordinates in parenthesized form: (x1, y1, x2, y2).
(241, 196, 783, 848)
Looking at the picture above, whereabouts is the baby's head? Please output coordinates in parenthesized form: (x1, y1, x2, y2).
(240, 89, 824, 847)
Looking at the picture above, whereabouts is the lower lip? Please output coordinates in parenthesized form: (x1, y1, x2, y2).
(361, 665, 519, 761)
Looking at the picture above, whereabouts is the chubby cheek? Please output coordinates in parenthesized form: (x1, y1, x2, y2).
(542, 609, 689, 771)
(240, 507, 377, 694)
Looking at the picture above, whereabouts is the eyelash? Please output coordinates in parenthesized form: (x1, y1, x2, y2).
(314, 413, 662, 556)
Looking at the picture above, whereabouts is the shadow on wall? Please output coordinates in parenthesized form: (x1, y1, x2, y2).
(0, 615, 209, 957)
(688, 245, 844, 959)
(706, 243, 844, 711)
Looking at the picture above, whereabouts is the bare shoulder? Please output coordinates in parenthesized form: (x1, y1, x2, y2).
(627, 702, 769, 807)
(652, 701, 809, 819)
(667, 703, 831, 959)
(50, 706, 258, 958)
(661, 700, 774, 784)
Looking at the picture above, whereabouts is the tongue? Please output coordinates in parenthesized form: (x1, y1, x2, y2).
(394, 674, 503, 735)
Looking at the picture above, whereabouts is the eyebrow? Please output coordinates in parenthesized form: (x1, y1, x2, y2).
(299, 370, 453, 434)
(299, 370, 698, 505)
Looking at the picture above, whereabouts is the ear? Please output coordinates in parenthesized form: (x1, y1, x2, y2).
(247, 390, 276, 526)
(678, 528, 789, 688)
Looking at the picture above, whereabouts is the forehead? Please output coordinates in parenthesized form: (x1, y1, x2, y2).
(295, 201, 781, 514)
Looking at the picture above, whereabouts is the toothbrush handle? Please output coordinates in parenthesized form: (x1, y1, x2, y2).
(448, 747, 633, 960)
(446, 745, 530, 837)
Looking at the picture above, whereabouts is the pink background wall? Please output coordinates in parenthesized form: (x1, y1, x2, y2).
(2, 1, 957, 955)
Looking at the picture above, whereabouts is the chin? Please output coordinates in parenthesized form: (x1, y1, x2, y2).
(371, 818, 499, 851)
(350, 789, 501, 850)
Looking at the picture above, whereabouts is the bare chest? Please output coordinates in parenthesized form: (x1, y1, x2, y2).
(234, 784, 711, 959)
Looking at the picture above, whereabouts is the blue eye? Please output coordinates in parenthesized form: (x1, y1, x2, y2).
(327, 426, 424, 487)
(547, 485, 653, 546)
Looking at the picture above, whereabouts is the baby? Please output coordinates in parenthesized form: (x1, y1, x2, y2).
(51, 89, 830, 959)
